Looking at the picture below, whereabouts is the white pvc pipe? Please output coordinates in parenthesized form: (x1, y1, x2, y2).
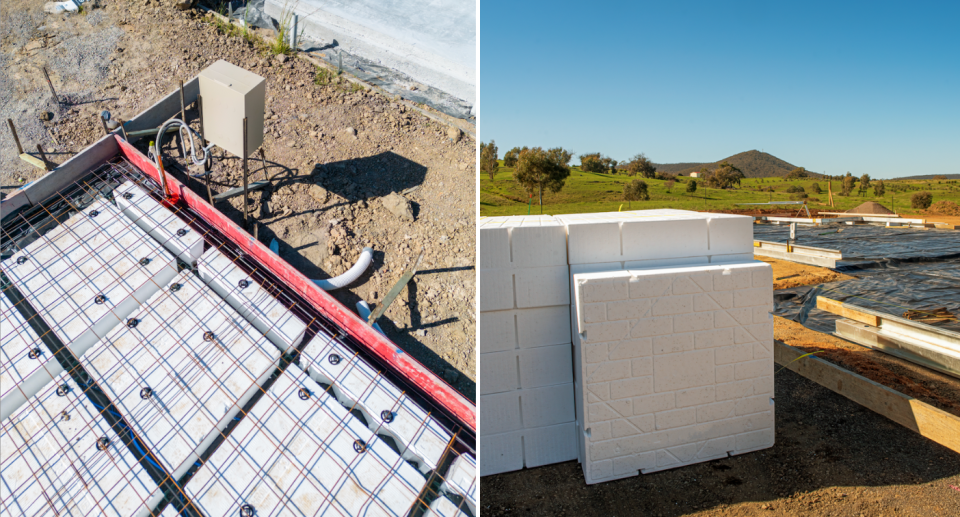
(356, 300, 385, 336)
(313, 247, 373, 290)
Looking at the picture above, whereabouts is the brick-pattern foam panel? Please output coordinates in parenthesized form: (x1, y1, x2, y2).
(3, 199, 178, 366)
(80, 270, 281, 482)
(183, 367, 426, 517)
(0, 289, 64, 419)
(198, 247, 306, 354)
(572, 262, 774, 484)
(115, 181, 204, 266)
(0, 372, 160, 516)
(299, 334, 453, 475)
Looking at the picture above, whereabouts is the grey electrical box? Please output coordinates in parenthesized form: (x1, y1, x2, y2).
(198, 60, 265, 157)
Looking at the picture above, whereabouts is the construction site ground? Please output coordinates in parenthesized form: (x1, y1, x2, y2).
(483, 260, 960, 516)
(0, 1, 477, 399)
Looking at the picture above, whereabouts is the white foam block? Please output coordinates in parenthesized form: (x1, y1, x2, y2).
(80, 271, 281, 482)
(0, 372, 158, 516)
(184, 367, 426, 517)
(115, 181, 204, 265)
(519, 343, 573, 389)
(478, 421, 578, 476)
(479, 215, 566, 269)
(706, 214, 754, 256)
(478, 350, 518, 395)
(0, 292, 64, 418)
(479, 306, 571, 354)
(299, 334, 453, 474)
(572, 262, 774, 484)
(424, 495, 472, 517)
(3, 199, 178, 362)
(478, 429, 522, 476)
(198, 247, 306, 354)
(441, 454, 477, 516)
(477, 391, 521, 435)
(556, 210, 712, 265)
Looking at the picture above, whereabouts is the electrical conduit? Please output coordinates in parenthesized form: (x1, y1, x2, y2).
(313, 247, 373, 290)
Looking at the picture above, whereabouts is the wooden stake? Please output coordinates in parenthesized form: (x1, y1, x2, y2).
(258, 147, 268, 181)
(41, 67, 59, 105)
(35, 144, 51, 171)
(7, 119, 23, 155)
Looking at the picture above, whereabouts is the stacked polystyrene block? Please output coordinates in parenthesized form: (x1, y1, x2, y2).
(198, 247, 307, 354)
(3, 199, 179, 366)
(572, 262, 774, 484)
(183, 366, 426, 516)
(115, 181, 205, 266)
(478, 216, 577, 476)
(79, 270, 282, 484)
(0, 372, 161, 516)
(298, 333, 453, 475)
(0, 290, 63, 421)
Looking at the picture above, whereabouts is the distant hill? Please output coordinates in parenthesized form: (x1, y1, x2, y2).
(891, 174, 960, 180)
(654, 150, 820, 178)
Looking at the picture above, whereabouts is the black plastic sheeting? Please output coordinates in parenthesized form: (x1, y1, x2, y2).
(758, 222, 960, 335)
(773, 260, 960, 335)
(754, 223, 960, 269)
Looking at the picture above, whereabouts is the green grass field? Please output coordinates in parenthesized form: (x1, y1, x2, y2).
(480, 164, 960, 217)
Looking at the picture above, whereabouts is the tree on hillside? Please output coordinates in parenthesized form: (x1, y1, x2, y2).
(841, 175, 857, 196)
(627, 153, 657, 178)
(785, 167, 808, 180)
(480, 140, 499, 180)
(608, 159, 619, 173)
(704, 161, 744, 189)
(514, 147, 573, 213)
(686, 180, 697, 193)
(810, 182, 822, 194)
(503, 147, 523, 167)
(580, 153, 606, 173)
(858, 174, 871, 196)
(665, 179, 675, 192)
(622, 179, 649, 209)
(873, 179, 885, 197)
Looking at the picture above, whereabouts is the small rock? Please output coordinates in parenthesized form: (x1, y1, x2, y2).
(46, 147, 54, 153)
(286, 140, 296, 148)
(380, 192, 414, 222)
(24, 40, 42, 52)
(308, 184, 328, 204)
(443, 369, 459, 384)
(39, 111, 52, 122)
(458, 162, 468, 170)
(276, 54, 288, 64)
(310, 131, 318, 138)
(415, 329, 427, 337)
(345, 127, 357, 137)
(447, 126, 462, 143)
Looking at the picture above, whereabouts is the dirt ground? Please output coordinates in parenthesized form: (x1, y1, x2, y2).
(757, 257, 854, 290)
(482, 260, 960, 516)
(0, 1, 477, 398)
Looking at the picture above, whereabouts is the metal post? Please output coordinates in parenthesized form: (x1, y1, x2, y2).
(258, 147, 268, 181)
(117, 119, 129, 141)
(41, 67, 59, 105)
(99, 114, 110, 135)
(36, 144, 51, 171)
(242, 117, 249, 229)
(179, 80, 186, 123)
(197, 94, 214, 206)
(7, 119, 23, 155)
(293, 14, 298, 50)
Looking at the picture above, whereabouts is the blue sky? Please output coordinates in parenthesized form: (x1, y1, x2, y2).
(479, 1, 959, 178)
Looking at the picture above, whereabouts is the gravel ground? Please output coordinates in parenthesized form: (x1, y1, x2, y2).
(0, 0, 477, 399)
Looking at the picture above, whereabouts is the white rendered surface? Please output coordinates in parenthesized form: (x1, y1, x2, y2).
(198, 247, 306, 354)
(299, 334, 453, 473)
(573, 263, 775, 484)
(184, 367, 426, 516)
(81, 270, 281, 482)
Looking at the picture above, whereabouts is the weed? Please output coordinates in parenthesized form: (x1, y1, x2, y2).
(314, 66, 333, 86)
(270, 2, 304, 56)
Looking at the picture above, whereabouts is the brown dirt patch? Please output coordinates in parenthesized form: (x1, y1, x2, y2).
(927, 200, 960, 217)
(757, 257, 854, 289)
(774, 316, 960, 417)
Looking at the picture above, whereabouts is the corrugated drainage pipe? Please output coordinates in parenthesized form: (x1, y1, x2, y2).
(313, 247, 373, 290)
